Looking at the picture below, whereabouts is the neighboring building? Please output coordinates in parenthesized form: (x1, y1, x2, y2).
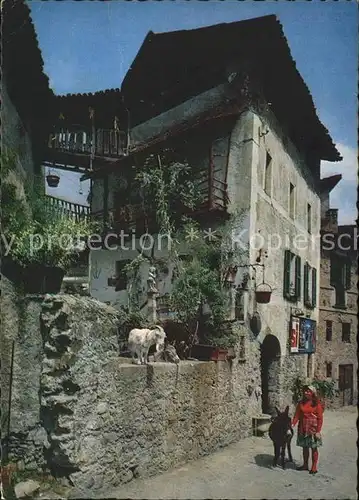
(316, 188, 358, 407)
(2, 0, 53, 195)
(45, 15, 343, 414)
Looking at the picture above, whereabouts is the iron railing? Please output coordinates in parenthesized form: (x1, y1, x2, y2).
(45, 195, 90, 222)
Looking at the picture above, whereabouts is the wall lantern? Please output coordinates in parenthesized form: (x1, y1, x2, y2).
(224, 265, 238, 286)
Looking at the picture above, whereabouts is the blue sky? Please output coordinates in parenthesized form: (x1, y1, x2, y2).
(29, 0, 357, 224)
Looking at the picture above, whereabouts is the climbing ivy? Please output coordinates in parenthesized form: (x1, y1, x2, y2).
(1, 149, 98, 271)
(124, 147, 248, 353)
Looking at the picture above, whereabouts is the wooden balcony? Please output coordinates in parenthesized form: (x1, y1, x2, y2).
(45, 195, 90, 223)
(91, 174, 228, 236)
(47, 128, 127, 165)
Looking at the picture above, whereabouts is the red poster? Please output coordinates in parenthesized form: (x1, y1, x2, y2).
(290, 316, 300, 353)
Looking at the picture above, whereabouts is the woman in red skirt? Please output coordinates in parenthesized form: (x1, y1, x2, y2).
(291, 385, 323, 475)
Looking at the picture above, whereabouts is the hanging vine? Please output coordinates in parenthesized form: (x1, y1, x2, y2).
(120, 146, 248, 354)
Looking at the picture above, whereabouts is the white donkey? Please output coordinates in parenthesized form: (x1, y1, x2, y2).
(128, 326, 166, 365)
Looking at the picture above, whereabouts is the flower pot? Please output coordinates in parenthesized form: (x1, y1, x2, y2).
(22, 265, 64, 294)
(46, 174, 60, 188)
(211, 348, 228, 361)
(190, 344, 231, 362)
(255, 283, 272, 304)
(190, 344, 218, 361)
(255, 290, 272, 303)
(44, 266, 65, 293)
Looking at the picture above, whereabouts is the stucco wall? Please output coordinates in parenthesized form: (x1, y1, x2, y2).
(225, 110, 316, 402)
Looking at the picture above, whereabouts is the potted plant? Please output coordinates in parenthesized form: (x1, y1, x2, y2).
(3, 179, 97, 294)
(255, 282, 273, 304)
(198, 324, 238, 361)
(10, 216, 95, 294)
(46, 171, 60, 188)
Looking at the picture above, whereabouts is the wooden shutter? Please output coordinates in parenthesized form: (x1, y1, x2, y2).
(312, 268, 317, 307)
(304, 262, 309, 304)
(295, 255, 301, 300)
(283, 250, 291, 298)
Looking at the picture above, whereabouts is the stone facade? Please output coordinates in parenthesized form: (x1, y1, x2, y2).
(89, 104, 320, 414)
(2, 78, 37, 199)
(1, 277, 48, 469)
(316, 217, 358, 408)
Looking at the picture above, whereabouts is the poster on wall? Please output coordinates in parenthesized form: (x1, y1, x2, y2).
(290, 317, 316, 354)
(299, 318, 316, 354)
(290, 316, 300, 353)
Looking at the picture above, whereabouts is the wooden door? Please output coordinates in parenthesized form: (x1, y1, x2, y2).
(339, 364, 353, 406)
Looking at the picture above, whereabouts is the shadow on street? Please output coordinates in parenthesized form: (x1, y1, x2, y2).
(254, 453, 297, 470)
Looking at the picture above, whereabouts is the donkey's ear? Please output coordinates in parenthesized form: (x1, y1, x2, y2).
(284, 406, 289, 415)
(275, 407, 280, 415)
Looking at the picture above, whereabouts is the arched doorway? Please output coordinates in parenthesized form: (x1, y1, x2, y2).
(260, 334, 281, 415)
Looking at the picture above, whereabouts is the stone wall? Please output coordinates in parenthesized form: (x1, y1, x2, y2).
(64, 326, 262, 494)
(2, 78, 37, 196)
(1, 277, 48, 469)
(2, 290, 263, 494)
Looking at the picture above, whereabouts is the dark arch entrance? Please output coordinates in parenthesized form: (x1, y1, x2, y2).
(260, 334, 281, 415)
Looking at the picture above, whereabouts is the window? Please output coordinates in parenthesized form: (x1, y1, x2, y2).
(326, 362, 332, 378)
(283, 250, 301, 301)
(342, 323, 351, 343)
(325, 320, 332, 341)
(289, 183, 295, 219)
(113, 260, 130, 291)
(330, 256, 351, 308)
(264, 151, 272, 195)
(304, 262, 317, 308)
(307, 203, 312, 233)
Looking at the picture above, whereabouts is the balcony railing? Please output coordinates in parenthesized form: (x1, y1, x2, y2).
(48, 129, 127, 158)
(45, 195, 90, 222)
(91, 175, 228, 234)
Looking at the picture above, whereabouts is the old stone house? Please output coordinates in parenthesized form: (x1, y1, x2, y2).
(46, 15, 342, 415)
(316, 185, 357, 407)
(2, 13, 350, 491)
(2, 0, 53, 197)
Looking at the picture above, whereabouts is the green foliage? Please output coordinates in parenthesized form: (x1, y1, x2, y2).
(135, 149, 204, 233)
(291, 375, 337, 405)
(121, 149, 247, 352)
(1, 153, 97, 271)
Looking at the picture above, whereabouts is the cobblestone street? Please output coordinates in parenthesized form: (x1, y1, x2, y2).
(102, 407, 357, 500)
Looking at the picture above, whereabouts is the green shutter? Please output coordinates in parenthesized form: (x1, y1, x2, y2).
(295, 255, 301, 300)
(304, 262, 309, 304)
(312, 268, 317, 307)
(283, 250, 291, 298)
(345, 262, 351, 290)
